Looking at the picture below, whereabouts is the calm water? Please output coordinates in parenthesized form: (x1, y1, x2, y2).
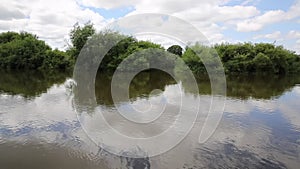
(0, 70, 300, 169)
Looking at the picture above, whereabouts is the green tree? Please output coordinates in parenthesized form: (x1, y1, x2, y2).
(0, 32, 51, 69)
(98, 32, 163, 71)
(182, 46, 205, 74)
(69, 22, 96, 58)
(167, 45, 183, 56)
(42, 49, 72, 70)
(0, 31, 72, 71)
(214, 42, 300, 74)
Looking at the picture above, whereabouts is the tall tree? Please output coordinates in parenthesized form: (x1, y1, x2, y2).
(69, 22, 96, 58)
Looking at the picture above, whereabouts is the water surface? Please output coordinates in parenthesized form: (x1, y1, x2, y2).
(0, 70, 300, 168)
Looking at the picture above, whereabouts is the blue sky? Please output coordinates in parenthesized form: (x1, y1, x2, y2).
(1, 0, 299, 53)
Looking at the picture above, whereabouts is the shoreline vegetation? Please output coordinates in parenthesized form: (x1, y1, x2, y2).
(0, 23, 299, 75)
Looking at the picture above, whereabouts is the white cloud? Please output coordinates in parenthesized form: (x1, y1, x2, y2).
(0, 4, 27, 20)
(125, 1, 259, 44)
(237, 10, 285, 32)
(216, 5, 260, 21)
(0, 18, 29, 30)
(170, 5, 259, 42)
(80, 0, 138, 9)
(236, 1, 300, 32)
(241, 0, 261, 6)
(294, 39, 300, 53)
(285, 31, 300, 54)
(253, 31, 281, 40)
(0, 0, 298, 52)
(131, 0, 221, 14)
(287, 30, 300, 39)
(0, 0, 107, 49)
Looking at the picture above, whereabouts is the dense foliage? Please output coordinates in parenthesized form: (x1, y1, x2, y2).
(99, 35, 164, 71)
(181, 42, 300, 75)
(0, 31, 72, 71)
(0, 23, 299, 75)
(214, 43, 300, 74)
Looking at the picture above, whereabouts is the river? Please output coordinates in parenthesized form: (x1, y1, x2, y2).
(0, 70, 300, 169)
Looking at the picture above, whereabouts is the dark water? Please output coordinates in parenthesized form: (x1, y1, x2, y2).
(0, 70, 300, 169)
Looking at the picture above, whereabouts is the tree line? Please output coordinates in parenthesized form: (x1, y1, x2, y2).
(0, 23, 299, 75)
(181, 42, 300, 74)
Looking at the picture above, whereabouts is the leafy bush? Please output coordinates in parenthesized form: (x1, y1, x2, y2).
(0, 31, 72, 71)
(213, 43, 300, 74)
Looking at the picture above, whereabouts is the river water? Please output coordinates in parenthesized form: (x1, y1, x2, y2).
(0, 70, 300, 169)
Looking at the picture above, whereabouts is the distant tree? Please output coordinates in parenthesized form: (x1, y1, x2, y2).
(167, 45, 183, 56)
(69, 22, 96, 58)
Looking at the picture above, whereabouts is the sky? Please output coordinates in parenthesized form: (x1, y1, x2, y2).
(1, 0, 300, 53)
